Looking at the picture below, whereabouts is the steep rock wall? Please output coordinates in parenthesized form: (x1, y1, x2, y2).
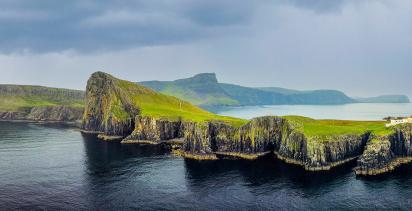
(81, 72, 138, 136)
(356, 124, 412, 175)
(123, 116, 183, 143)
(182, 116, 368, 170)
(303, 134, 369, 170)
(0, 106, 83, 122)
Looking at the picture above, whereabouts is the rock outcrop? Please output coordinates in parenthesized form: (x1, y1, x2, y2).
(355, 124, 412, 176)
(122, 116, 183, 144)
(82, 72, 139, 136)
(181, 116, 369, 170)
(81, 71, 411, 175)
(0, 106, 83, 122)
(26, 106, 83, 121)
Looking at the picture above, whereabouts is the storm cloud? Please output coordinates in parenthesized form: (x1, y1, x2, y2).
(0, 0, 411, 98)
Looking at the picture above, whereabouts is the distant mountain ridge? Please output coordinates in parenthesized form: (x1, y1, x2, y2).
(139, 73, 409, 107)
(355, 95, 410, 103)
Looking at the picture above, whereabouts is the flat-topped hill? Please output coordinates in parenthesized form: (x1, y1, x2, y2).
(139, 73, 238, 106)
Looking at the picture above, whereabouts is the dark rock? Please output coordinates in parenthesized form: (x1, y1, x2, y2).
(124, 116, 183, 143)
(0, 106, 83, 122)
(81, 72, 138, 136)
(181, 116, 369, 170)
(355, 124, 412, 176)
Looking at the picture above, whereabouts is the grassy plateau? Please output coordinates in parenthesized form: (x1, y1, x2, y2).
(284, 116, 391, 139)
(0, 85, 85, 111)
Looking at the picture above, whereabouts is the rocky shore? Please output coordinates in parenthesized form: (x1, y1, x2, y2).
(0, 105, 83, 124)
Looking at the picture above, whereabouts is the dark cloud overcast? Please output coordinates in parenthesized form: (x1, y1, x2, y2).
(0, 0, 260, 52)
(0, 0, 411, 99)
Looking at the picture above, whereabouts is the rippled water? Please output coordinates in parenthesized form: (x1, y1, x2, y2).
(1, 122, 412, 210)
(215, 103, 412, 120)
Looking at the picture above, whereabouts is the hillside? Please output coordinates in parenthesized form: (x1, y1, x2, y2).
(139, 73, 357, 107)
(139, 73, 238, 106)
(0, 84, 85, 111)
(82, 72, 246, 136)
(257, 87, 356, 104)
(0, 85, 85, 121)
(355, 95, 410, 103)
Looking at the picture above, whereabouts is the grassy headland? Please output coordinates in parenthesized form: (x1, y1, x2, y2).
(0, 85, 85, 111)
(88, 72, 246, 128)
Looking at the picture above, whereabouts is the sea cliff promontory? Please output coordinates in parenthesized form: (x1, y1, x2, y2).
(0, 84, 84, 123)
(80, 71, 412, 176)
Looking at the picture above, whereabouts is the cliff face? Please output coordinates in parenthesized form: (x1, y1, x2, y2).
(26, 106, 83, 121)
(355, 124, 412, 175)
(81, 72, 407, 174)
(182, 117, 289, 156)
(390, 124, 412, 156)
(303, 135, 369, 170)
(82, 72, 139, 136)
(181, 116, 369, 170)
(0, 106, 83, 122)
(123, 116, 183, 143)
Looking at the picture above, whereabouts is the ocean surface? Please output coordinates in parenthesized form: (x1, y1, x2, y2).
(215, 103, 412, 120)
(1, 121, 412, 210)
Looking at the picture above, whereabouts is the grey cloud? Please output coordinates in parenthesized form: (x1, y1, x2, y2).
(0, 0, 259, 53)
(287, 0, 349, 13)
(0, 0, 411, 99)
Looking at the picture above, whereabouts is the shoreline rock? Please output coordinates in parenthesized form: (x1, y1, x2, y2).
(355, 157, 412, 176)
(97, 134, 124, 141)
(181, 116, 369, 171)
(0, 106, 83, 123)
(355, 125, 412, 176)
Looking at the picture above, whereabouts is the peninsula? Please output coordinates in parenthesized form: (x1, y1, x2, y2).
(80, 72, 412, 176)
(0, 72, 410, 176)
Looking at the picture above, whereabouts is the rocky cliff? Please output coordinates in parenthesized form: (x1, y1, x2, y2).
(0, 105, 83, 122)
(122, 116, 183, 144)
(82, 72, 139, 136)
(355, 124, 412, 175)
(181, 116, 370, 170)
(82, 71, 409, 175)
(81, 71, 244, 138)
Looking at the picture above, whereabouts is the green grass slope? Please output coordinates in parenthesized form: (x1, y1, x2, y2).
(0, 85, 85, 111)
(355, 95, 410, 103)
(284, 116, 391, 140)
(85, 72, 246, 128)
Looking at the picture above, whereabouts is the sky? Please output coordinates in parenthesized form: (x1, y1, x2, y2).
(0, 0, 411, 98)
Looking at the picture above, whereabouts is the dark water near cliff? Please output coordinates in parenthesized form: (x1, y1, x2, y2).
(1, 122, 412, 210)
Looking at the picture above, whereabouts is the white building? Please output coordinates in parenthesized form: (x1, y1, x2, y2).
(386, 117, 412, 127)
